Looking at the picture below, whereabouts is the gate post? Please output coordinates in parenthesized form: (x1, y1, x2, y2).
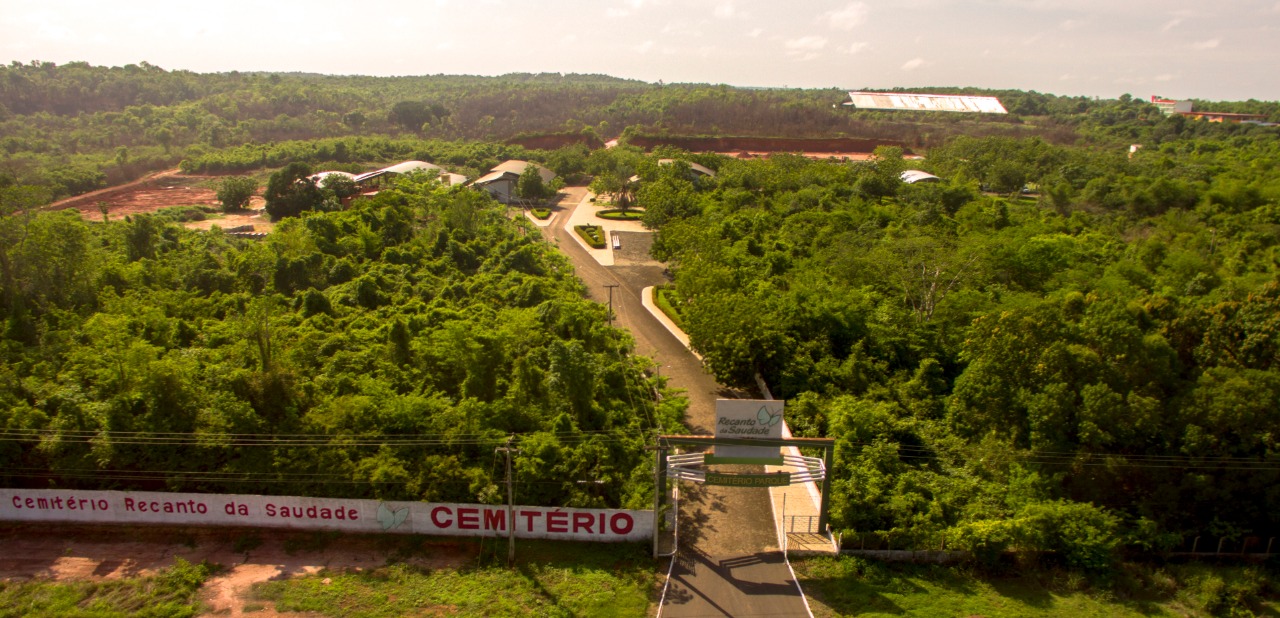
(652, 442, 668, 559)
(817, 442, 834, 533)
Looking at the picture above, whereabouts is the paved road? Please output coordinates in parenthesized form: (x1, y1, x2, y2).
(537, 189, 811, 617)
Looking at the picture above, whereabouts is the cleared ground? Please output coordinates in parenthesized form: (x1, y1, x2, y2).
(45, 168, 274, 233)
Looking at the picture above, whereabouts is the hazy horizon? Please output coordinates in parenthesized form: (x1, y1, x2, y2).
(5, 0, 1278, 102)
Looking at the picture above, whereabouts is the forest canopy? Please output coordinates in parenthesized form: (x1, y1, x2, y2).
(643, 127, 1280, 561)
(0, 175, 681, 509)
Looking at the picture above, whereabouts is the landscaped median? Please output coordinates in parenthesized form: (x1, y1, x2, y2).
(595, 208, 645, 221)
(574, 224, 607, 249)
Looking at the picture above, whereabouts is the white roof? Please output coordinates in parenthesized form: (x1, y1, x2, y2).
(309, 171, 356, 183)
(490, 160, 556, 184)
(845, 92, 1007, 114)
(354, 160, 446, 183)
(658, 159, 716, 177)
(380, 160, 444, 175)
(439, 173, 468, 187)
(900, 170, 941, 184)
(472, 170, 512, 186)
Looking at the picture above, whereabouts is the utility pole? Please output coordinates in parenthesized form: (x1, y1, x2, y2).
(496, 436, 519, 566)
(604, 284, 620, 327)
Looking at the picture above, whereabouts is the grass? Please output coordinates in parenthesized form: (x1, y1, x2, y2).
(574, 224, 607, 249)
(155, 204, 220, 222)
(251, 540, 657, 617)
(793, 555, 1280, 618)
(595, 209, 644, 221)
(0, 558, 219, 618)
(654, 286, 686, 330)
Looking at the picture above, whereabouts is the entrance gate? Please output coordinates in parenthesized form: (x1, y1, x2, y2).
(651, 433, 836, 557)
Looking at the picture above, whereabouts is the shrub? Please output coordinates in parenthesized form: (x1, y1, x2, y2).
(216, 176, 257, 212)
(1018, 500, 1121, 572)
(654, 286, 685, 329)
(951, 519, 1019, 568)
(596, 209, 644, 221)
(531, 208, 551, 220)
(574, 224, 606, 249)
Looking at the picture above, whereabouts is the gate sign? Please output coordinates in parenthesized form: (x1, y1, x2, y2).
(712, 399, 785, 464)
(0, 489, 651, 543)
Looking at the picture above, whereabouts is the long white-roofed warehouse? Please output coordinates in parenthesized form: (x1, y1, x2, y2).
(844, 91, 1007, 114)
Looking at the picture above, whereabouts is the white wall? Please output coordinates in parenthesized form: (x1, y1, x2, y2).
(0, 489, 652, 542)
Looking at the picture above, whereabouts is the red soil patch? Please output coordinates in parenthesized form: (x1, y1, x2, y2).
(46, 169, 274, 234)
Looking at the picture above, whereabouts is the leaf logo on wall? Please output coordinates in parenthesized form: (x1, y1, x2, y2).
(377, 503, 410, 531)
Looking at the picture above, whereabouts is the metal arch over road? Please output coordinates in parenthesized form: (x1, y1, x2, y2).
(657, 434, 836, 532)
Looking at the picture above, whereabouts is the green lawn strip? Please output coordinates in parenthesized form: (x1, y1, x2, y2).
(653, 286, 685, 330)
(792, 556, 1280, 618)
(252, 540, 655, 618)
(0, 558, 218, 618)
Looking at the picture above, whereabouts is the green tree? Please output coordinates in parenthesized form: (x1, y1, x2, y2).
(263, 162, 321, 220)
(215, 176, 256, 212)
(517, 164, 548, 204)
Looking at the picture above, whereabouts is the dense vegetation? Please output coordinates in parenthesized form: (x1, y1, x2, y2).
(5, 60, 1280, 575)
(0, 175, 680, 508)
(7, 61, 1277, 203)
(795, 555, 1278, 617)
(645, 123, 1280, 566)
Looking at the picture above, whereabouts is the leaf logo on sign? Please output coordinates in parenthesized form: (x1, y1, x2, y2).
(757, 406, 782, 428)
(377, 503, 409, 531)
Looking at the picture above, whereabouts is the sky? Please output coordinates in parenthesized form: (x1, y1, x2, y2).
(3, 0, 1278, 101)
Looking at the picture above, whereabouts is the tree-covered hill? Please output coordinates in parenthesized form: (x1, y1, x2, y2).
(7, 60, 1277, 203)
(0, 174, 680, 509)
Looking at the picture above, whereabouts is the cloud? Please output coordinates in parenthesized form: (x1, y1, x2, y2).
(839, 42, 869, 55)
(607, 0, 664, 18)
(1154, 73, 1173, 82)
(1161, 17, 1183, 32)
(662, 22, 702, 37)
(634, 40, 656, 54)
(901, 57, 926, 71)
(747, 27, 763, 38)
(1059, 19, 1082, 30)
(714, 1, 735, 19)
(1192, 38, 1220, 50)
(826, 2, 868, 31)
(21, 10, 76, 41)
(785, 35, 828, 61)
